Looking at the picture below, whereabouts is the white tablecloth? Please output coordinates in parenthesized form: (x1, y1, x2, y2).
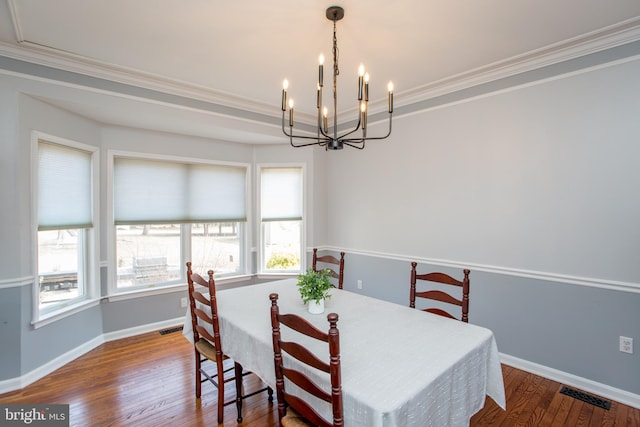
(183, 279, 505, 427)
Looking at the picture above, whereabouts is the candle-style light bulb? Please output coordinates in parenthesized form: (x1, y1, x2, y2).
(281, 79, 289, 111)
(387, 81, 394, 113)
(364, 72, 370, 102)
(361, 102, 367, 130)
(288, 98, 294, 126)
(358, 64, 365, 101)
(323, 106, 328, 133)
(318, 54, 324, 87)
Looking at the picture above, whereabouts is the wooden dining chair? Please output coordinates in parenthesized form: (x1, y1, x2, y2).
(187, 262, 272, 424)
(409, 262, 471, 322)
(269, 293, 343, 427)
(312, 248, 345, 289)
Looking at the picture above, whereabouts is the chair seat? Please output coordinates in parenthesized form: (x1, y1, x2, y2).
(281, 407, 312, 427)
(194, 338, 218, 361)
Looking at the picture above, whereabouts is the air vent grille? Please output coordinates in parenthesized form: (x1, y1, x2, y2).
(159, 326, 183, 335)
(560, 386, 611, 410)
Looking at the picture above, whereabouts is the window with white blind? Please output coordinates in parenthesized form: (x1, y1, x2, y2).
(112, 156, 248, 290)
(260, 166, 303, 273)
(36, 137, 98, 317)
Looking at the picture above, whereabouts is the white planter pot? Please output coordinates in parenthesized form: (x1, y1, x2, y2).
(308, 299, 325, 314)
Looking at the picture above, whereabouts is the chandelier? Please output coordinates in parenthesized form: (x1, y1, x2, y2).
(281, 6, 394, 150)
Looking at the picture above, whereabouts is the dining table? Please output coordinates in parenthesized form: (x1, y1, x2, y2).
(183, 278, 506, 426)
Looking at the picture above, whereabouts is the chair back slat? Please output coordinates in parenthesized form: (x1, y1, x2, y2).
(282, 366, 332, 403)
(415, 290, 462, 307)
(285, 394, 334, 427)
(279, 313, 329, 342)
(280, 341, 330, 373)
(193, 291, 211, 306)
(195, 307, 213, 325)
(195, 324, 216, 344)
(414, 271, 464, 287)
(410, 262, 470, 322)
(425, 307, 457, 319)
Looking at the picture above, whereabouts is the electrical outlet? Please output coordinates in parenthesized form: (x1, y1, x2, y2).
(357, 280, 363, 289)
(619, 336, 633, 354)
(180, 297, 188, 308)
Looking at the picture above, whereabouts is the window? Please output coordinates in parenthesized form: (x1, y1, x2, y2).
(36, 138, 97, 317)
(260, 167, 303, 273)
(112, 156, 247, 291)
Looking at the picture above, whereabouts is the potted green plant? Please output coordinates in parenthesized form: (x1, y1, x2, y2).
(296, 268, 333, 314)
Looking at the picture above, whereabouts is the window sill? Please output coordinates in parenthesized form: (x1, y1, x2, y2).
(107, 274, 255, 302)
(32, 298, 101, 329)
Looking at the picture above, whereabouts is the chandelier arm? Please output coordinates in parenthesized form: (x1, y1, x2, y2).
(282, 113, 328, 141)
(333, 118, 362, 140)
(290, 138, 331, 148)
(343, 141, 366, 150)
(342, 114, 393, 142)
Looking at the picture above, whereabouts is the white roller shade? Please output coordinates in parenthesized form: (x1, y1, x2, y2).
(114, 157, 246, 224)
(261, 167, 303, 221)
(38, 141, 93, 230)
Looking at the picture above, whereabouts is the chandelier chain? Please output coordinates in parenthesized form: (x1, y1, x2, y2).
(333, 19, 340, 78)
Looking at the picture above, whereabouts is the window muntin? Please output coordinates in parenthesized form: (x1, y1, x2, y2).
(260, 167, 303, 273)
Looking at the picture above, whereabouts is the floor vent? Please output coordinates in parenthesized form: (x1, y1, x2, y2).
(159, 326, 183, 335)
(560, 386, 611, 410)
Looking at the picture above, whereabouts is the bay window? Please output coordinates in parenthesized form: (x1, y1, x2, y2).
(112, 155, 247, 291)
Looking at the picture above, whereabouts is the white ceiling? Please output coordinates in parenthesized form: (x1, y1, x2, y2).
(1, 0, 640, 143)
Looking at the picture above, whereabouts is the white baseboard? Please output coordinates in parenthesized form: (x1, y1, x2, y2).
(102, 317, 184, 342)
(0, 335, 104, 394)
(500, 353, 640, 410)
(0, 317, 184, 395)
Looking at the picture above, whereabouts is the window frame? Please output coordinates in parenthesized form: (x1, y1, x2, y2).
(257, 163, 306, 275)
(31, 131, 100, 326)
(107, 151, 252, 297)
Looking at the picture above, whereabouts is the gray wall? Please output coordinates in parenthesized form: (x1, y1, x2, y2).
(335, 253, 640, 395)
(321, 58, 640, 395)
(0, 50, 639, 402)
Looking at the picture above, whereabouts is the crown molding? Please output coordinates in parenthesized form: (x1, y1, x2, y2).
(0, 40, 278, 118)
(397, 17, 640, 108)
(1, 17, 639, 121)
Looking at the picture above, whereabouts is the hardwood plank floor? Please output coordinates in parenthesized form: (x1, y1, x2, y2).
(1, 330, 637, 426)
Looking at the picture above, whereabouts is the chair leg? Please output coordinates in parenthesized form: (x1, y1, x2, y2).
(268, 386, 274, 402)
(217, 359, 225, 424)
(234, 362, 244, 423)
(195, 353, 202, 398)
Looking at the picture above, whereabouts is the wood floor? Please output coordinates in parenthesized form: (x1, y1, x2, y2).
(1, 329, 638, 426)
